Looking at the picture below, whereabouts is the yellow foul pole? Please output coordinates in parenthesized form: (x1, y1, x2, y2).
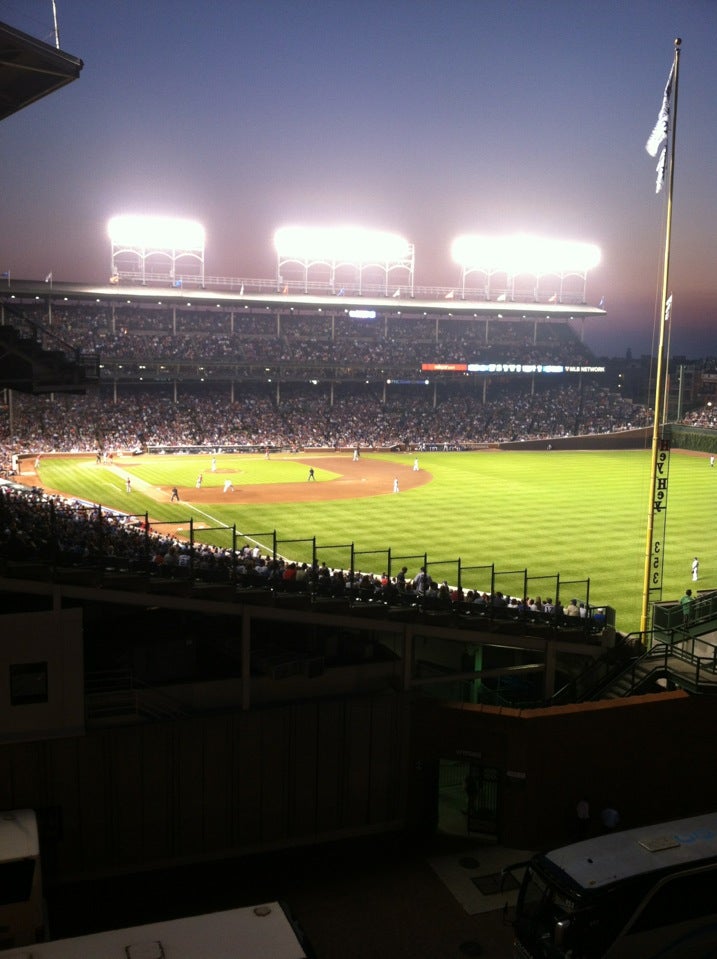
(640, 38, 681, 636)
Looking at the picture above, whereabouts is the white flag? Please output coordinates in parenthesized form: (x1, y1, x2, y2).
(646, 63, 674, 193)
(44, 271, 52, 283)
(653, 148, 668, 194)
(444, 290, 454, 299)
(664, 293, 673, 325)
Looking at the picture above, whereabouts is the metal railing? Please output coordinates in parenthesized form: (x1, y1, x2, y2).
(551, 633, 646, 705)
(584, 634, 717, 700)
(653, 589, 717, 636)
(85, 668, 188, 724)
(113, 270, 591, 306)
(647, 639, 717, 692)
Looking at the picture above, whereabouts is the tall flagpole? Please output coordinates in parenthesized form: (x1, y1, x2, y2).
(640, 38, 681, 636)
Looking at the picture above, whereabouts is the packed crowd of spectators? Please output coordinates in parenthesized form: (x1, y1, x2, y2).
(682, 403, 717, 429)
(15, 302, 596, 369)
(0, 302, 646, 608)
(0, 382, 649, 467)
(0, 483, 599, 633)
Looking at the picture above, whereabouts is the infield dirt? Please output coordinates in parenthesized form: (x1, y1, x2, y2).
(113, 453, 432, 504)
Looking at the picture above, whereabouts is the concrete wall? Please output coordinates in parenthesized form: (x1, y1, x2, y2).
(3, 673, 715, 880)
(410, 691, 717, 849)
(0, 691, 408, 880)
(0, 609, 84, 744)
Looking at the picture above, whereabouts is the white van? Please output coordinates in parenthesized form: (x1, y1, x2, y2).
(0, 903, 311, 958)
(509, 810, 717, 958)
(0, 810, 44, 948)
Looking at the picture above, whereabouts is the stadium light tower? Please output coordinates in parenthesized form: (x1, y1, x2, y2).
(108, 215, 206, 287)
(451, 233, 601, 303)
(273, 225, 415, 296)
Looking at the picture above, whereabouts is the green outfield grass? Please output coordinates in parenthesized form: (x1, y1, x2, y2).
(36, 449, 714, 632)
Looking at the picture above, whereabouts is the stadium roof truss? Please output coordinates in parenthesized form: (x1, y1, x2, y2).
(0, 20, 82, 122)
(452, 234, 601, 305)
(108, 216, 206, 288)
(274, 226, 416, 297)
(457, 264, 593, 305)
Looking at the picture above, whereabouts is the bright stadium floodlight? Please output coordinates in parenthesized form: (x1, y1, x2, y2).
(274, 225, 411, 263)
(511, 235, 601, 275)
(274, 225, 415, 295)
(451, 235, 505, 272)
(108, 215, 206, 286)
(452, 233, 601, 301)
(108, 215, 205, 251)
(451, 233, 600, 275)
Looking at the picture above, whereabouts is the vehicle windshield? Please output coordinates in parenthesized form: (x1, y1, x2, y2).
(514, 864, 628, 959)
(514, 865, 583, 958)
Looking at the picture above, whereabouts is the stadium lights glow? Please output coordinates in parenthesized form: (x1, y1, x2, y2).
(451, 234, 601, 275)
(274, 226, 411, 263)
(108, 215, 205, 251)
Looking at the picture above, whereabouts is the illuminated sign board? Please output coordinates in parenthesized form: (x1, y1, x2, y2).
(421, 362, 605, 374)
(387, 379, 430, 385)
(421, 363, 467, 372)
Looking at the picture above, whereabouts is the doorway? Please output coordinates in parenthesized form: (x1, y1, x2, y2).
(437, 759, 499, 838)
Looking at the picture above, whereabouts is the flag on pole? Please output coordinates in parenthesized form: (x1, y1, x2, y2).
(548, 292, 558, 303)
(444, 290, 454, 299)
(496, 292, 507, 302)
(654, 149, 668, 194)
(392, 288, 401, 298)
(646, 62, 674, 194)
(664, 293, 673, 325)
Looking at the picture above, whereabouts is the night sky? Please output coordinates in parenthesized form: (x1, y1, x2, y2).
(1, 0, 716, 358)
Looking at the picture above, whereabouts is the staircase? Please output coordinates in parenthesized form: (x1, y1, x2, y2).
(593, 638, 717, 699)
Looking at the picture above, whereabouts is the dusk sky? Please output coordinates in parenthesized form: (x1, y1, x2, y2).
(1, 0, 716, 358)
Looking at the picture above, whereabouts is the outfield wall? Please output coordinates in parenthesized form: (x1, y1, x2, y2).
(14, 431, 654, 479)
(17, 429, 653, 470)
(502, 425, 717, 453)
(669, 424, 717, 453)
(500, 426, 652, 451)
